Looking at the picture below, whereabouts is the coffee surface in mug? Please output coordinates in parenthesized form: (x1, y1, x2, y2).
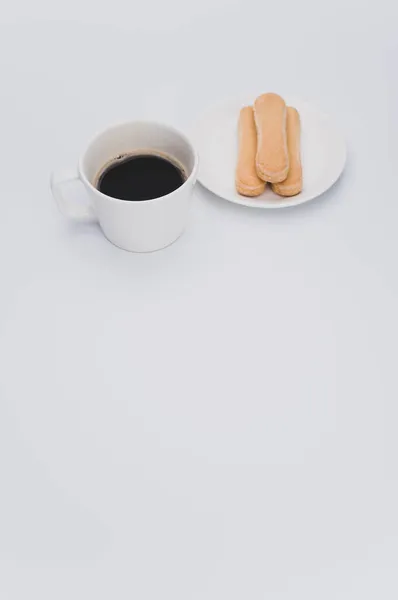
(97, 153, 186, 201)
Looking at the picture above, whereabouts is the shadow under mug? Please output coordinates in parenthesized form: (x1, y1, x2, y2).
(51, 121, 199, 252)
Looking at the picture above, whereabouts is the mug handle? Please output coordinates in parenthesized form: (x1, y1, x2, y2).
(50, 168, 96, 222)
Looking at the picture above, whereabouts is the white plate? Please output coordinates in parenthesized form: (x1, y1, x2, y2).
(193, 97, 347, 208)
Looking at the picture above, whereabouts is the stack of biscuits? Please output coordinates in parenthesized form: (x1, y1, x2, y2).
(235, 93, 302, 198)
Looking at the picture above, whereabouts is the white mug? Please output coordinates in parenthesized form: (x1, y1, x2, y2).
(51, 121, 199, 252)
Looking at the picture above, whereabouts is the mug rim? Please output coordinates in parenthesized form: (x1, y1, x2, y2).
(78, 120, 199, 204)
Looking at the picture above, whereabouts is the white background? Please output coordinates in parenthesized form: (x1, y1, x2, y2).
(1, 0, 398, 598)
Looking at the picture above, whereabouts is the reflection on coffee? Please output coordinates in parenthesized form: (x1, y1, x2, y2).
(96, 153, 186, 201)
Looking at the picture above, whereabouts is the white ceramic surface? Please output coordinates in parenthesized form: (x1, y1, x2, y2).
(51, 121, 199, 252)
(193, 97, 347, 208)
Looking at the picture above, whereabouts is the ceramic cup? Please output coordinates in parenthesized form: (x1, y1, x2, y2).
(51, 121, 199, 252)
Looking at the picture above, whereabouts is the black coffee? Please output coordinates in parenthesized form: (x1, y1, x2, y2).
(97, 153, 186, 201)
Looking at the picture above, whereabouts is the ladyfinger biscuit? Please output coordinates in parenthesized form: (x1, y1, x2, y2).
(254, 93, 289, 183)
(272, 107, 303, 197)
(236, 106, 266, 197)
